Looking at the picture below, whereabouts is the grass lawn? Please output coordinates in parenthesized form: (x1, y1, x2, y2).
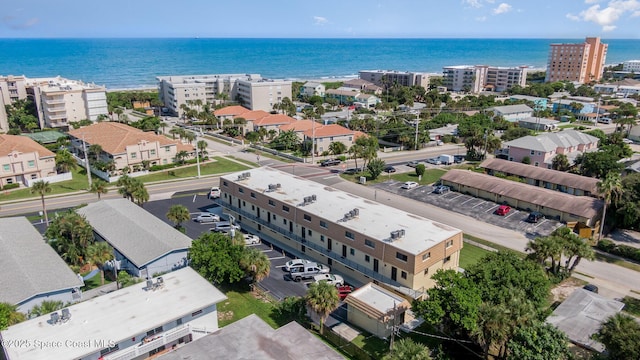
(341, 169, 447, 186)
(351, 332, 390, 359)
(81, 270, 112, 291)
(460, 243, 493, 270)
(594, 252, 640, 272)
(227, 156, 258, 167)
(0, 168, 90, 202)
(623, 296, 640, 317)
(136, 157, 251, 183)
(463, 234, 525, 256)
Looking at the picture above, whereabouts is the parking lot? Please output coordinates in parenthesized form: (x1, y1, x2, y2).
(144, 191, 337, 300)
(372, 181, 563, 238)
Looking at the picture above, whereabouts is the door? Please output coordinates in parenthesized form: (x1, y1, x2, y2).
(327, 239, 332, 252)
(373, 259, 379, 273)
(342, 245, 347, 258)
(267, 212, 271, 224)
(301, 226, 306, 241)
(256, 208, 260, 219)
(391, 267, 397, 281)
(289, 221, 293, 233)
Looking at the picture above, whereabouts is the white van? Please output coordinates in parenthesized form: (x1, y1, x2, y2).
(598, 117, 612, 124)
(209, 186, 221, 199)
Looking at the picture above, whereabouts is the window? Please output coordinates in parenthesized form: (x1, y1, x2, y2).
(272, 214, 276, 220)
(401, 271, 407, 279)
(282, 205, 290, 212)
(444, 256, 451, 263)
(303, 214, 311, 222)
(320, 220, 327, 229)
(283, 219, 287, 225)
(251, 205, 255, 210)
(176, 318, 182, 326)
(130, 152, 137, 159)
(223, 181, 228, 187)
(350, 248, 355, 256)
(268, 200, 275, 206)
(446, 240, 453, 248)
(422, 252, 431, 261)
(396, 252, 408, 262)
(250, 192, 256, 198)
(2, 164, 8, 171)
(534, 162, 539, 167)
(320, 235, 325, 242)
(345, 231, 354, 240)
(165, 146, 171, 152)
(192, 310, 203, 316)
(242, 200, 246, 206)
(308, 229, 312, 236)
(365, 255, 370, 263)
(100, 345, 120, 356)
(27, 160, 35, 167)
(31, 174, 37, 179)
(150, 149, 156, 156)
(424, 268, 429, 275)
(530, 150, 535, 155)
(238, 188, 244, 193)
(364, 239, 375, 249)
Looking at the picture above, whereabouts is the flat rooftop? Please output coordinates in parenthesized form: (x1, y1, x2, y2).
(345, 283, 411, 320)
(0, 267, 227, 360)
(221, 168, 461, 255)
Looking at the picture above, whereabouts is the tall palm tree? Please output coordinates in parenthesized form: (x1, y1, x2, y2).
(473, 302, 510, 359)
(89, 179, 109, 200)
(196, 140, 208, 158)
(116, 175, 135, 201)
(88, 144, 103, 163)
(525, 235, 562, 273)
(54, 149, 78, 173)
(597, 173, 623, 240)
(328, 141, 347, 156)
(0, 302, 26, 329)
(31, 180, 51, 226)
(166, 204, 190, 229)
(239, 248, 271, 286)
(87, 241, 114, 285)
(175, 150, 189, 165)
(132, 181, 149, 207)
(305, 281, 339, 335)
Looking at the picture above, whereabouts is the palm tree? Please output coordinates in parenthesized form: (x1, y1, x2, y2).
(0, 302, 26, 329)
(384, 338, 431, 360)
(196, 140, 208, 158)
(166, 204, 190, 229)
(525, 235, 562, 273)
(116, 175, 135, 201)
(28, 300, 64, 318)
(86, 242, 114, 285)
(54, 149, 78, 173)
(89, 179, 109, 200)
(328, 141, 347, 156)
(473, 302, 510, 359)
(88, 144, 103, 163)
(594, 313, 640, 360)
(175, 150, 189, 165)
(132, 181, 149, 207)
(305, 281, 339, 335)
(240, 248, 271, 286)
(31, 180, 51, 226)
(551, 153, 570, 171)
(113, 108, 123, 121)
(597, 173, 623, 240)
(184, 131, 196, 145)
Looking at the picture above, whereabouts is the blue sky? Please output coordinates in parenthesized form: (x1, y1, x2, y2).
(1, 0, 639, 38)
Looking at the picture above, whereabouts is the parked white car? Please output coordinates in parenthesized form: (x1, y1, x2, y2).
(243, 233, 260, 245)
(209, 186, 221, 199)
(194, 213, 220, 223)
(284, 259, 314, 272)
(401, 181, 418, 189)
(426, 158, 442, 165)
(313, 274, 344, 286)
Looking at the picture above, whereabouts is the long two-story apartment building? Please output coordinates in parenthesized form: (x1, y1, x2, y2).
(218, 168, 463, 299)
(501, 129, 599, 167)
(0, 134, 56, 188)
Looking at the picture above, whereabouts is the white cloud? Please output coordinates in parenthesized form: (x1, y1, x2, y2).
(585, 0, 601, 3)
(493, 3, 512, 14)
(568, 0, 640, 30)
(464, 0, 483, 8)
(313, 16, 328, 26)
(476, 16, 488, 21)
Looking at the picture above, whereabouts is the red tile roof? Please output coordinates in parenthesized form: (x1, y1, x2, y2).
(279, 119, 317, 132)
(214, 105, 250, 116)
(238, 110, 271, 121)
(253, 114, 296, 126)
(303, 124, 354, 138)
(0, 134, 54, 158)
(68, 122, 193, 154)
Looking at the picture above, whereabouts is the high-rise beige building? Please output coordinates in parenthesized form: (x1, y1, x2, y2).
(0, 75, 29, 132)
(545, 37, 608, 83)
(359, 70, 429, 88)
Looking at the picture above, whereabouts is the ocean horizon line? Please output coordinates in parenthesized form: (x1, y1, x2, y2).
(1, 36, 637, 40)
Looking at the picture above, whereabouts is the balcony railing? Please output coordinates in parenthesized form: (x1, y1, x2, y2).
(103, 325, 192, 360)
(45, 98, 65, 105)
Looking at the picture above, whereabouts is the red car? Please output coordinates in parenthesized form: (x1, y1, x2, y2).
(337, 285, 354, 300)
(495, 205, 512, 216)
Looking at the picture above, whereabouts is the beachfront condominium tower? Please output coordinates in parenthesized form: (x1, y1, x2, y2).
(441, 65, 527, 93)
(359, 70, 430, 89)
(0, 75, 29, 132)
(545, 37, 608, 83)
(157, 74, 292, 116)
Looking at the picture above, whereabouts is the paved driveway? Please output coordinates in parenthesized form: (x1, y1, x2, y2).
(373, 180, 563, 238)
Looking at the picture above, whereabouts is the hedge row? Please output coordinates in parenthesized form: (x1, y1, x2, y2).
(597, 239, 640, 263)
(1, 183, 20, 191)
(148, 157, 207, 172)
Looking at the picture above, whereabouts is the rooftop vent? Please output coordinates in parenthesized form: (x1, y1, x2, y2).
(343, 208, 360, 221)
(389, 229, 406, 241)
(267, 183, 282, 192)
(302, 195, 317, 205)
(145, 277, 165, 291)
(236, 172, 252, 181)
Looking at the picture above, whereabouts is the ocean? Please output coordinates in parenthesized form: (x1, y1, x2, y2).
(1, 38, 639, 89)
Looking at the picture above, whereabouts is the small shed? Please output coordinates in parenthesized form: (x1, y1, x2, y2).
(344, 283, 411, 339)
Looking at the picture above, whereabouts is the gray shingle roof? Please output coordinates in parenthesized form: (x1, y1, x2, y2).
(480, 158, 599, 195)
(440, 170, 603, 219)
(0, 217, 83, 305)
(504, 129, 599, 153)
(77, 199, 192, 268)
(158, 314, 344, 360)
(492, 104, 533, 115)
(547, 289, 624, 352)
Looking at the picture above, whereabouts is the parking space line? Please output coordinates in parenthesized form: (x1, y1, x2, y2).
(450, 194, 465, 201)
(504, 210, 519, 219)
(472, 201, 487, 208)
(268, 256, 286, 260)
(486, 205, 499, 213)
(534, 219, 548, 228)
(460, 197, 476, 205)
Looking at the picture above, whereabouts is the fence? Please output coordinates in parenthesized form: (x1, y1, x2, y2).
(249, 144, 305, 163)
(24, 172, 72, 187)
(320, 324, 376, 360)
(205, 131, 244, 146)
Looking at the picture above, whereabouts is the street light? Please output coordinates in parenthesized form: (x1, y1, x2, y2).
(81, 134, 93, 189)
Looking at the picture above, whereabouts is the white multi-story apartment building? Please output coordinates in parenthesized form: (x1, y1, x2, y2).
(0, 267, 227, 360)
(442, 65, 527, 93)
(359, 70, 430, 88)
(27, 77, 108, 129)
(545, 37, 608, 83)
(218, 168, 463, 299)
(0, 75, 29, 132)
(299, 81, 326, 97)
(157, 74, 292, 115)
(622, 60, 640, 72)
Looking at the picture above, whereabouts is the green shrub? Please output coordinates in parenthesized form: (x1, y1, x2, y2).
(2, 183, 20, 190)
(337, 155, 347, 162)
(597, 240, 640, 262)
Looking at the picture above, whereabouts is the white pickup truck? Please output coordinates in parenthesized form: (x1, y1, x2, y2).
(289, 263, 330, 282)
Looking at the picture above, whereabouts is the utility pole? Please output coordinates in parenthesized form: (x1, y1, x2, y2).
(195, 138, 201, 178)
(311, 118, 316, 164)
(414, 115, 419, 151)
(82, 134, 93, 189)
